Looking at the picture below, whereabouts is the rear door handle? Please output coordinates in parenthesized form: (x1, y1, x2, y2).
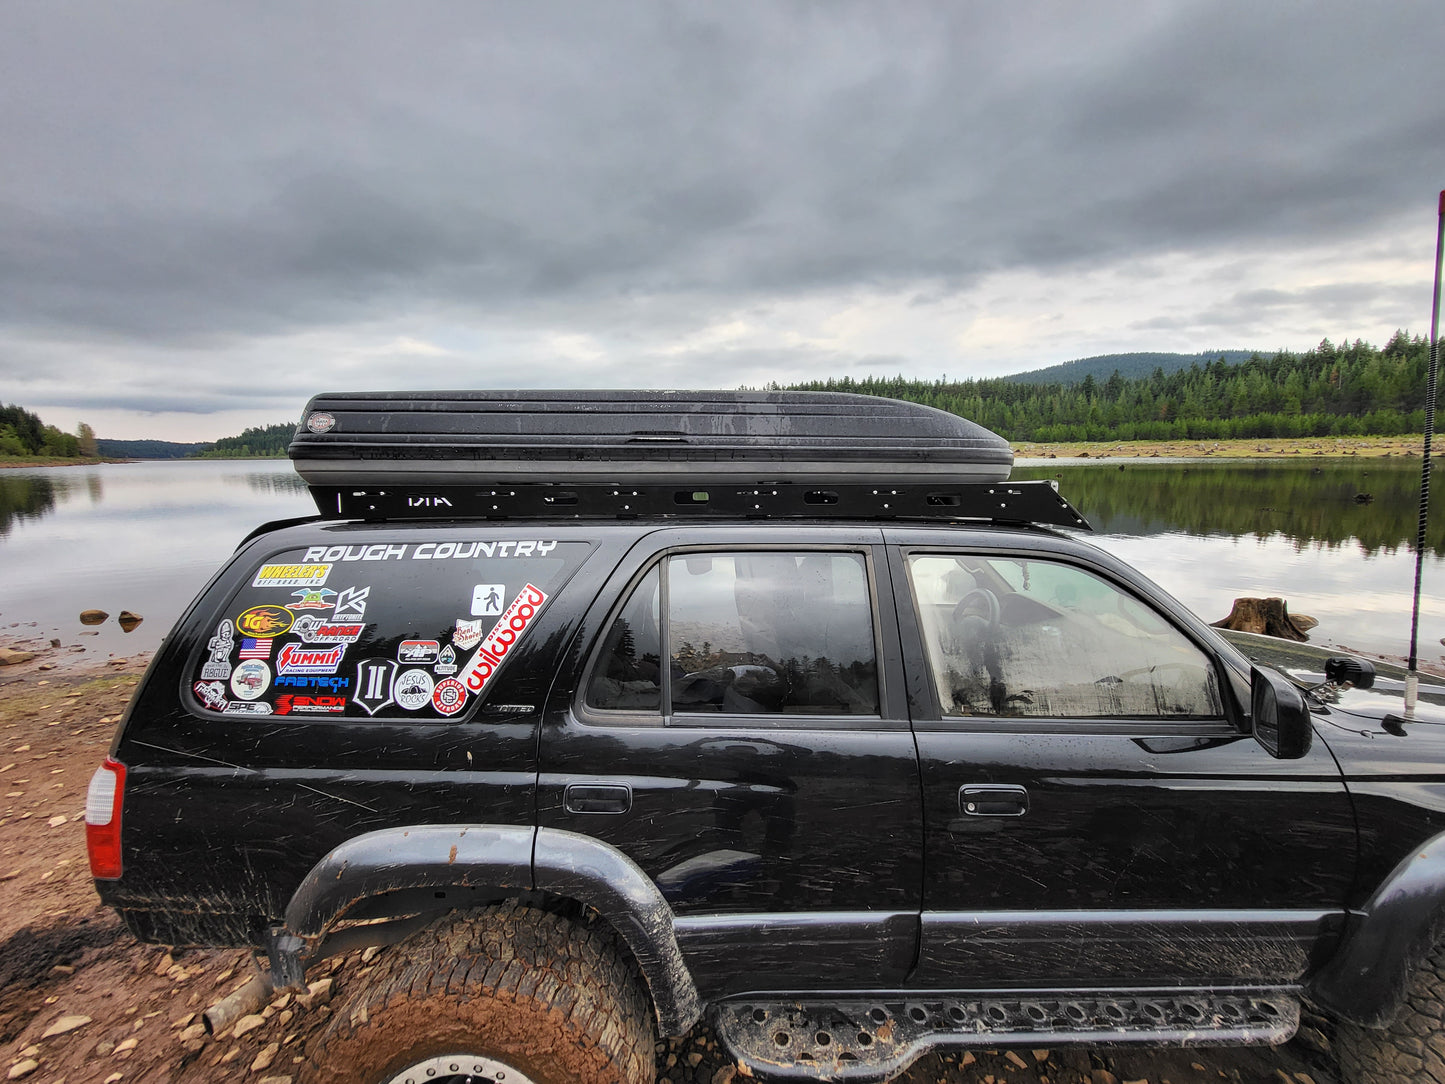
(565, 783, 632, 815)
(959, 784, 1029, 817)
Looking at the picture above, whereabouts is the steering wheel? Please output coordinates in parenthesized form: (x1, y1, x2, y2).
(951, 588, 1001, 640)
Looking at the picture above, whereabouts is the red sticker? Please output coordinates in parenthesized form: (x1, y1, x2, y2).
(432, 677, 467, 717)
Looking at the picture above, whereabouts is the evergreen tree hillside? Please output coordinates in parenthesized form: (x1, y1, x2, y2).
(198, 422, 297, 458)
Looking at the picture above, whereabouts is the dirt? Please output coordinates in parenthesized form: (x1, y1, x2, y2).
(0, 654, 1342, 1084)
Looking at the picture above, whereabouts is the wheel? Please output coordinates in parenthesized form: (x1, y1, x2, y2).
(307, 901, 657, 1084)
(1337, 941, 1445, 1082)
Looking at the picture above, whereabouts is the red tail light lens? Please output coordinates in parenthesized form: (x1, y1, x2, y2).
(85, 758, 127, 879)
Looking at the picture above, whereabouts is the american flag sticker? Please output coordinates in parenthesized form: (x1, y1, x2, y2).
(239, 638, 273, 659)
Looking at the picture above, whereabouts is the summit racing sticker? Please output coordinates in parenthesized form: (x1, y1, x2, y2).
(253, 563, 332, 589)
(457, 584, 548, 698)
(276, 643, 346, 676)
(236, 605, 294, 638)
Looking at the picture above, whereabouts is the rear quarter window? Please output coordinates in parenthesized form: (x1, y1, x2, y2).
(189, 537, 588, 720)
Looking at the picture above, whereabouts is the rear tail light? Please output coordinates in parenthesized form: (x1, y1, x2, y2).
(85, 758, 127, 879)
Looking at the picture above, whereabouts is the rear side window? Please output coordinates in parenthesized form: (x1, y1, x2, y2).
(588, 550, 879, 718)
(190, 537, 587, 720)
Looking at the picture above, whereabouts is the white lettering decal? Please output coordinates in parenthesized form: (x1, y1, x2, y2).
(413, 542, 435, 560)
(304, 546, 327, 563)
(457, 584, 549, 696)
(514, 541, 536, 557)
(536, 541, 557, 556)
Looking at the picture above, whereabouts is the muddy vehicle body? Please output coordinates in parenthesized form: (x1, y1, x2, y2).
(88, 392, 1445, 1083)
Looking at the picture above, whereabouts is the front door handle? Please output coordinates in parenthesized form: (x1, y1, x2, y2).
(959, 784, 1029, 817)
(565, 783, 632, 815)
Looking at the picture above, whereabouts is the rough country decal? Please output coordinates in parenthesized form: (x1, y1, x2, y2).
(274, 694, 346, 716)
(290, 615, 366, 645)
(253, 563, 332, 589)
(398, 639, 439, 665)
(394, 669, 435, 711)
(457, 584, 549, 698)
(353, 659, 398, 716)
(431, 677, 467, 716)
(288, 587, 337, 610)
(275, 675, 350, 691)
(236, 605, 294, 638)
(193, 680, 228, 712)
(301, 541, 558, 562)
(331, 585, 370, 619)
(434, 643, 458, 675)
(230, 660, 271, 701)
(201, 620, 235, 680)
(276, 643, 346, 676)
(453, 619, 484, 650)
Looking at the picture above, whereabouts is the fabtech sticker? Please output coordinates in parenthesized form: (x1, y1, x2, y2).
(457, 584, 548, 697)
(277, 643, 346, 676)
(253, 563, 332, 588)
(236, 605, 294, 638)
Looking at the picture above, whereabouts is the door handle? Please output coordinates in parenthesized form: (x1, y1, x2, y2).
(959, 784, 1029, 817)
(565, 783, 632, 815)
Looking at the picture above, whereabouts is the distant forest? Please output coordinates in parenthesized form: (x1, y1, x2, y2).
(778, 333, 1442, 442)
(195, 422, 296, 458)
(0, 403, 93, 458)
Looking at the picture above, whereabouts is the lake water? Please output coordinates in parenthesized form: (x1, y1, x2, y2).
(1, 458, 1442, 669)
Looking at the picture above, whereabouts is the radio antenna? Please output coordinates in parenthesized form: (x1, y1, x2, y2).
(1404, 190, 1445, 720)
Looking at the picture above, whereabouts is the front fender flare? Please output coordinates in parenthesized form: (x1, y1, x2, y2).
(280, 823, 701, 1035)
(1309, 829, 1445, 1027)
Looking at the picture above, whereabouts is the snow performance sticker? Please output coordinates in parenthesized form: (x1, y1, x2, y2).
(457, 584, 549, 698)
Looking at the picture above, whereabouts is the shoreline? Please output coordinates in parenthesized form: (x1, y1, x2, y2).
(1012, 435, 1439, 460)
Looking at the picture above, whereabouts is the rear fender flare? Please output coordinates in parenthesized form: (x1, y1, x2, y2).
(281, 823, 701, 1035)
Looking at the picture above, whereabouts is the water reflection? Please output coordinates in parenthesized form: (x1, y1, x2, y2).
(0, 474, 68, 537)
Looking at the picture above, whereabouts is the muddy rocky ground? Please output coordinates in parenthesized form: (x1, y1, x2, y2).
(1, 645, 1340, 1084)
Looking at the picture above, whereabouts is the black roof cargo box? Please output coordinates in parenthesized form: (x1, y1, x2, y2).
(288, 390, 1014, 487)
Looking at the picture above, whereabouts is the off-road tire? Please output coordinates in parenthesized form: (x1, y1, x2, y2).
(306, 900, 657, 1084)
(1338, 940, 1445, 1083)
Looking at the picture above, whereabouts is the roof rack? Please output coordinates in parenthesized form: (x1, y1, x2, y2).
(288, 391, 1091, 530)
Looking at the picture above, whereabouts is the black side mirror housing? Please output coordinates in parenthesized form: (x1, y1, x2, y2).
(1325, 655, 1376, 689)
(1251, 666, 1312, 759)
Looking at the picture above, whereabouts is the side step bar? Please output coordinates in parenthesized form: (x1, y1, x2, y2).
(713, 990, 1299, 1083)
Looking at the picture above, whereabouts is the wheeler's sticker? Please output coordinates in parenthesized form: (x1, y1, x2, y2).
(276, 643, 346, 676)
(471, 584, 505, 617)
(275, 675, 350, 691)
(236, 605, 294, 638)
(224, 702, 273, 716)
(398, 639, 439, 665)
(394, 669, 435, 711)
(238, 637, 272, 660)
(230, 660, 271, 701)
(288, 588, 337, 610)
(201, 620, 235, 680)
(274, 693, 346, 716)
(253, 563, 332, 589)
(332, 586, 370, 619)
(453, 619, 484, 650)
(193, 680, 228, 712)
(291, 615, 366, 644)
(300, 541, 558, 563)
(432, 677, 467, 716)
(353, 659, 398, 716)
(457, 584, 549, 698)
(434, 643, 458, 675)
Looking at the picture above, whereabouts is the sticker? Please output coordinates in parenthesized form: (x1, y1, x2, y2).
(332, 585, 370, 619)
(434, 643, 458, 675)
(201, 620, 235, 680)
(238, 637, 272, 660)
(291, 615, 366, 644)
(301, 541, 559, 563)
(471, 584, 505, 617)
(353, 659, 398, 716)
(193, 680, 228, 711)
(398, 639, 440, 665)
(236, 605, 294, 638)
(394, 669, 435, 711)
(275, 675, 350, 691)
(454, 618, 484, 650)
(224, 702, 273, 715)
(288, 587, 337, 610)
(254, 563, 332, 589)
(457, 584, 549, 697)
(484, 703, 536, 714)
(432, 677, 467, 716)
(303, 544, 408, 563)
(230, 659, 271, 701)
(276, 643, 346, 676)
(274, 693, 347, 716)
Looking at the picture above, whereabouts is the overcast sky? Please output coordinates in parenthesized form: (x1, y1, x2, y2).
(3, 2, 1443, 441)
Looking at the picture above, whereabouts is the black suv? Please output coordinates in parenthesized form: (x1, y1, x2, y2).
(87, 392, 1445, 1084)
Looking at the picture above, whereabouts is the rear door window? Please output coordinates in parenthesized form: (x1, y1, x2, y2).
(191, 537, 588, 720)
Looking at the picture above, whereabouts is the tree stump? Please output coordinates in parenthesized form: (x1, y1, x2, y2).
(1210, 597, 1312, 642)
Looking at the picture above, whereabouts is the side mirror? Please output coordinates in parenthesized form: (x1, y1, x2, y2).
(1251, 666, 1312, 759)
(1325, 655, 1375, 690)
